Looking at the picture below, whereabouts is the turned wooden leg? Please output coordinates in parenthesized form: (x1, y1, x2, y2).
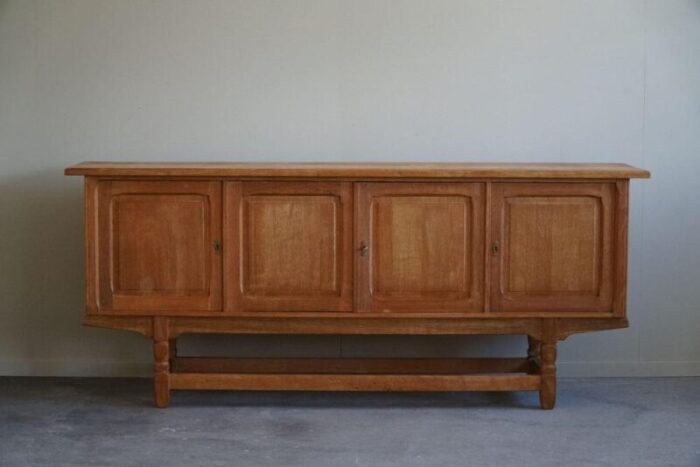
(539, 340, 557, 409)
(538, 319, 558, 410)
(153, 318, 171, 408)
(526, 335, 540, 375)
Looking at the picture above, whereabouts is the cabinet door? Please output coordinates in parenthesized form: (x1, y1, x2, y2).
(96, 181, 222, 313)
(355, 183, 485, 313)
(227, 181, 353, 312)
(490, 183, 616, 313)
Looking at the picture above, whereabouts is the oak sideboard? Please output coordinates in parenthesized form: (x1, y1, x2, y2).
(65, 162, 650, 408)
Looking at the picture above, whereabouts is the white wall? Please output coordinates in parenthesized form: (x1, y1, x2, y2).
(1, 0, 699, 377)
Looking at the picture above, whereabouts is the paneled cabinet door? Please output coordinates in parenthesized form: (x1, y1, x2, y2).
(94, 181, 223, 313)
(226, 181, 353, 312)
(490, 183, 620, 314)
(355, 183, 485, 313)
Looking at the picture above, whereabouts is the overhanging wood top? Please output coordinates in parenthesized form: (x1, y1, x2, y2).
(65, 162, 651, 179)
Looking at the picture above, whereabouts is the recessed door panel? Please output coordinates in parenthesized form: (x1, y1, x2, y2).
(356, 183, 485, 313)
(97, 181, 222, 313)
(491, 183, 615, 313)
(227, 182, 353, 312)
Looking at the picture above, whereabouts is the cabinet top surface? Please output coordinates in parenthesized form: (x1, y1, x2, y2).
(65, 161, 650, 179)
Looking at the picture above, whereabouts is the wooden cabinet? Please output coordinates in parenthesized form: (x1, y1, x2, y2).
(92, 180, 222, 313)
(67, 162, 649, 409)
(355, 182, 484, 313)
(225, 181, 353, 312)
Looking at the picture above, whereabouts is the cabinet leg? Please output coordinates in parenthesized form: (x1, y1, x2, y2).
(538, 319, 557, 410)
(539, 339, 557, 410)
(153, 318, 170, 408)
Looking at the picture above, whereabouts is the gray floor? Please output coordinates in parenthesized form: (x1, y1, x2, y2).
(1, 377, 699, 467)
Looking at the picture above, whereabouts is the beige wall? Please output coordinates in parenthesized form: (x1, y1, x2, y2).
(1, 0, 699, 377)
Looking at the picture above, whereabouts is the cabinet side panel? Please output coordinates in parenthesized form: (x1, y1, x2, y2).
(613, 180, 629, 317)
(84, 177, 99, 314)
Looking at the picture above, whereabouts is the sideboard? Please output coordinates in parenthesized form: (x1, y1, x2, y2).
(65, 162, 650, 408)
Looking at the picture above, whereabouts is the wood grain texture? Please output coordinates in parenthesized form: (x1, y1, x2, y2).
(612, 180, 630, 317)
(229, 181, 353, 312)
(96, 180, 222, 313)
(167, 316, 543, 337)
(82, 314, 628, 340)
(84, 177, 99, 314)
(169, 373, 541, 392)
(490, 183, 615, 313)
(65, 162, 651, 179)
(539, 319, 558, 410)
(222, 181, 243, 314)
(152, 317, 170, 408)
(355, 182, 484, 312)
(483, 182, 493, 313)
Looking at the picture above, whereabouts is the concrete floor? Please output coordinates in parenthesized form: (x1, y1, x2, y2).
(0, 377, 699, 467)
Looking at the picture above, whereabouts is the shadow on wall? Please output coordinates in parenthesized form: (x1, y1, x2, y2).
(181, 333, 528, 361)
(0, 167, 82, 373)
(0, 167, 149, 376)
